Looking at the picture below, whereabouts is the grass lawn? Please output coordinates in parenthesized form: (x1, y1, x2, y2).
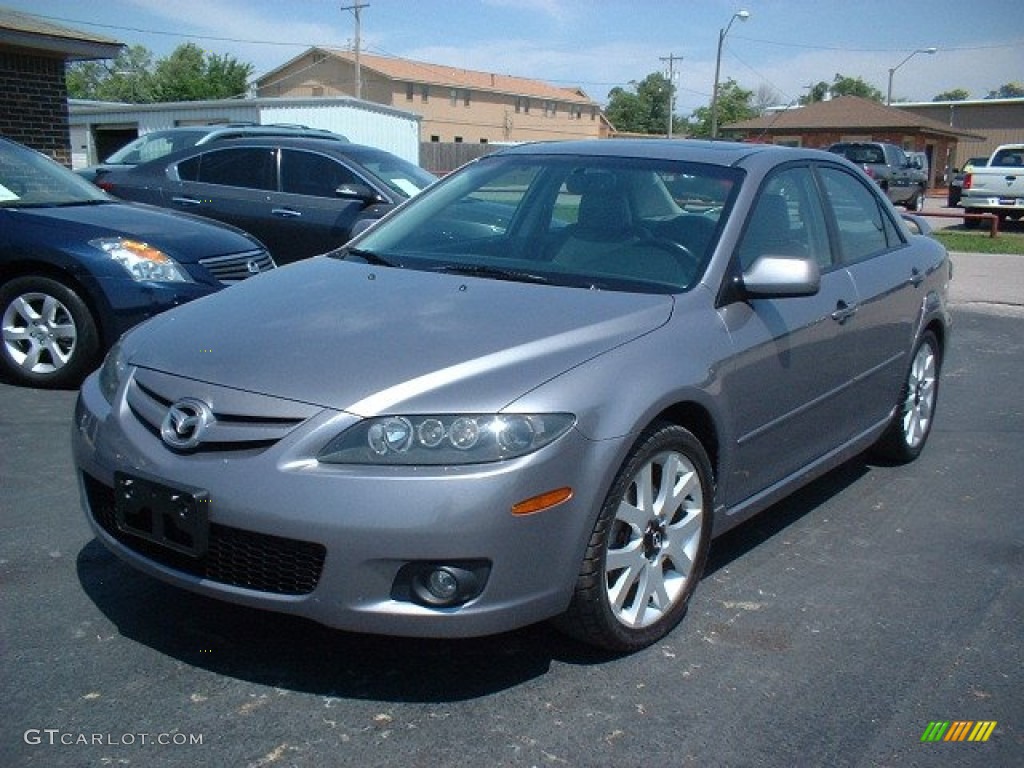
(933, 227, 1024, 255)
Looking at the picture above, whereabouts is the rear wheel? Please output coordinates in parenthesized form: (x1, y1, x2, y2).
(0, 276, 100, 388)
(963, 209, 980, 229)
(555, 422, 712, 652)
(872, 331, 941, 463)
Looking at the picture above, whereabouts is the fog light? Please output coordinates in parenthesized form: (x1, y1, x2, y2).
(427, 567, 460, 601)
(396, 561, 489, 608)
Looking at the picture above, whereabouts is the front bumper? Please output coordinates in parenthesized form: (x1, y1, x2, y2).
(72, 369, 622, 638)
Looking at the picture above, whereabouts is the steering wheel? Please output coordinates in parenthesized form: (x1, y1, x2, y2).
(645, 236, 700, 273)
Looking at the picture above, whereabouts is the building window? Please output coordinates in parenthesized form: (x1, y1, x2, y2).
(462, 89, 471, 107)
(450, 88, 458, 107)
(421, 84, 430, 102)
(406, 82, 414, 101)
(591, 107, 597, 121)
(516, 96, 530, 114)
(430, 135, 440, 142)
(454, 136, 463, 143)
(480, 138, 488, 144)
(311, 86, 324, 97)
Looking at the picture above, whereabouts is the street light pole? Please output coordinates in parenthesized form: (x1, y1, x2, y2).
(886, 47, 937, 106)
(710, 10, 750, 139)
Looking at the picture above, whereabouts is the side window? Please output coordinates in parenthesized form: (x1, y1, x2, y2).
(280, 150, 361, 198)
(186, 148, 276, 190)
(177, 155, 201, 182)
(737, 166, 831, 271)
(818, 167, 903, 263)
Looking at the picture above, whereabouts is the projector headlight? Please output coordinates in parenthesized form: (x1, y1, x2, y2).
(318, 413, 575, 465)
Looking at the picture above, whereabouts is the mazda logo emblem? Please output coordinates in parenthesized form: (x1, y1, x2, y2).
(160, 398, 215, 450)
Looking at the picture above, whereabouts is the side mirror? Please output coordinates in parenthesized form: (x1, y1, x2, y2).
(900, 213, 933, 236)
(336, 183, 382, 203)
(742, 255, 820, 298)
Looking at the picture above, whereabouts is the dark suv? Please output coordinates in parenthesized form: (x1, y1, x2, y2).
(98, 137, 436, 264)
(77, 124, 349, 183)
(826, 142, 925, 211)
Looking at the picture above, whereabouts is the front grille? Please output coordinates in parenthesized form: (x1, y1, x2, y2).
(126, 373, 311, 453)
(84, 473, 326, 596)
(198, 249, 276, 284)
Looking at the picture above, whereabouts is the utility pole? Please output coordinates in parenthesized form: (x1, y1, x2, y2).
(660, 53, 682, 138)
(341, 3, 369, 99)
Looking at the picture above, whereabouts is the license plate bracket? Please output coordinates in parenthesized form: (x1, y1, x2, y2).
(114, 472, 209, 558)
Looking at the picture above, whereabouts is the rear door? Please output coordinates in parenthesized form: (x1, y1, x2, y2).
(173, 146, 279, 246)
(817, 163, 923, 433)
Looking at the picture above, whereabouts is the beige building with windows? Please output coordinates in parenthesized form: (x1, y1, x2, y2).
(255, 48, 609, 146)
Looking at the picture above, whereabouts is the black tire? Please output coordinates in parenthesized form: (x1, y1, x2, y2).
(905, 190, 924, 212)
(872, 331, 941, 463)
(963, 210, 980, 229)
(554, 422, 713, 652)
(0, 276, 100, 389)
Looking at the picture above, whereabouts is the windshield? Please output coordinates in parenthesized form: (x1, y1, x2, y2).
(351, 149, 437, 198)
(342, 153, 740, 294)
(104, 129, 210, 164)
(0, 140, 110, 207)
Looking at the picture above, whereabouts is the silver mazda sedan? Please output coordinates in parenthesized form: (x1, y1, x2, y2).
(72, 140, 951, 652)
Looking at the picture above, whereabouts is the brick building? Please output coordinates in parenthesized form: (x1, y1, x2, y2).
(0, 7, 121, 165)
(722, 96, 981, 191)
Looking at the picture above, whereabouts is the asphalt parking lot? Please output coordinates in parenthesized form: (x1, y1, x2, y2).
(1, 251, 1021, 767)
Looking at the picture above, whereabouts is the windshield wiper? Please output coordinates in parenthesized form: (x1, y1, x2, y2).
(432, 264, 551, 285)
(342, 247, 400, 267)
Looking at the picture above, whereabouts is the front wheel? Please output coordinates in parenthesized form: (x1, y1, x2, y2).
(0, 276, 100, 388)
(555, 422, 713, 652)
(872, 331, 941, 463)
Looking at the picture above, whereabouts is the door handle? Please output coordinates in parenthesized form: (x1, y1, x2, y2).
(909, 267, 924, 287)
(271, 208, 302, 218)
(831, 300, 858, 324)
(171, 196, 202, 207)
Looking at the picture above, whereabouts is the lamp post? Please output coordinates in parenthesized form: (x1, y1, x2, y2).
(710, 9, 749, 139)
(886, 47, 937, 106)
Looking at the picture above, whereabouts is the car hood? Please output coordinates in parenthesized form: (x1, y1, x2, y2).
(125, 258, 674, 414)
(7, 202, 259, 262)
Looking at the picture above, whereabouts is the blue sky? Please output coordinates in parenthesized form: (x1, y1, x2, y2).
(12, 0, 1023, 114)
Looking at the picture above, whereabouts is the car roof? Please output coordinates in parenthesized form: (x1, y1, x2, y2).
(200, 136, 395, 156)
(491, 139, 837, 168)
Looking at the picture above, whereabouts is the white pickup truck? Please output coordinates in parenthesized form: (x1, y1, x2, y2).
(960, 144, 1024, 228)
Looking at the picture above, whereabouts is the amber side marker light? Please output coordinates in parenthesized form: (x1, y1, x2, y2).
(511, 487, 573, 516)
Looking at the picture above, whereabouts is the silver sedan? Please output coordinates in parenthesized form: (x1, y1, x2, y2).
(72, 140, 951, 652)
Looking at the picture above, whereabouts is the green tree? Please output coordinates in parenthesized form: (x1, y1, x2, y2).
(67, 43, 252, 103)
(800, 74, 884, 104)
(686, 79, 756, 138)
(605, 72, 682, 135)
(933, 88, 970, 101)
(152, 43, 252, 101)
(67, 46, 154, 102)
(986, 82, 1024, 99)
